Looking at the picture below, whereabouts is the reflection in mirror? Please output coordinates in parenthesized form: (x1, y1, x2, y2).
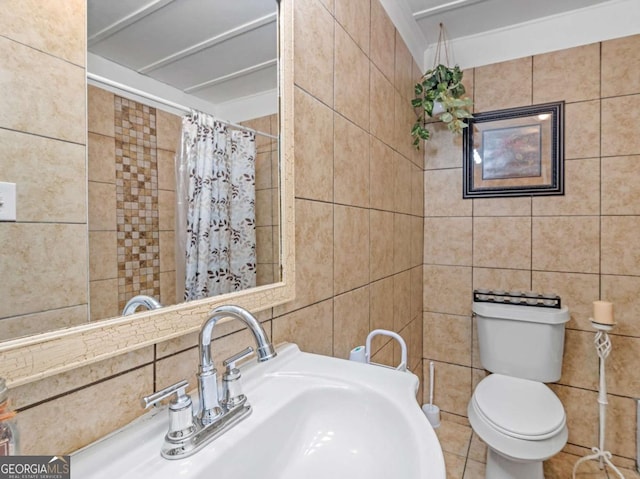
(0, 0, 281, 341)
(87, 0, 281, 318)
(122, 295, 163, 316)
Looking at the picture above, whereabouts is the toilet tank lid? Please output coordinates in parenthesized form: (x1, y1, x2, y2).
(473, 301, 569, 325)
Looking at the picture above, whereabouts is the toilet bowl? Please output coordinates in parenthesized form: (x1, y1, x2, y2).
(468, 374, 568, 479)
(469, 300, 570, 479)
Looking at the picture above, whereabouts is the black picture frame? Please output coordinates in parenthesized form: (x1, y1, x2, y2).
(462, 101, 564, 198)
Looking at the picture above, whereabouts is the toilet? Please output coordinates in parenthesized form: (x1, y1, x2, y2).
(468, 300, 570, 479)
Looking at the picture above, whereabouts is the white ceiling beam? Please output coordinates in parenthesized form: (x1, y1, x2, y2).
(88, 0, 176, 46)
(413, 0, 488, 21)
(87, 52, 222, 118)
(138, 12, 277, 74)
(184, 59, 277, 94)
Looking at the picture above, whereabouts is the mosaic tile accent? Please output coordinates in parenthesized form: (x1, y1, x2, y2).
(114, 96, 160, 311)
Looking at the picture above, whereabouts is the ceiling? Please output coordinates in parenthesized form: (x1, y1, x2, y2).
(408, 0, 611, 45)
(400, 0, 620, 69)
(87, 0, 624, 112)
(87, 0, 278, 107)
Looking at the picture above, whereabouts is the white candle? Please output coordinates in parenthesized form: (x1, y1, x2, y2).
(593, 301, 614, 324)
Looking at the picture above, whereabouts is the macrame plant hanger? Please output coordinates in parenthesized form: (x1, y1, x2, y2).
(432, 23, 452, 68)
(429, 23, 453, 116)
(412, 22, 471, 147)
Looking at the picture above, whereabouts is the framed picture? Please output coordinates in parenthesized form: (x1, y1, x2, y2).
(462, 101, 564, 198)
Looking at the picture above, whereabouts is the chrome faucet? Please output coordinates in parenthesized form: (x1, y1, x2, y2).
(141, 305, 277, 459)
(122, 295, 163, 315)
(197, 305, 277, 423)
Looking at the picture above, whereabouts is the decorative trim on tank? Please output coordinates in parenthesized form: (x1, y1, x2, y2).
(473, 289, 561, 309)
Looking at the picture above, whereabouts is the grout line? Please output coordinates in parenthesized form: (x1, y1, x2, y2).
(331, 11, 336, 358)
(0, 34, 84, 69)
(469, 66, 477, 381)
(274, 267, 423, 320)
(152, 344, 157, 392)
(461, 423, 474, 477)
(530, 197, 534, 289)
(530, 55, 534, 106)
(0, 304, 89, 323)
(367, 33, 374, 336)
(10, 220, 87, 226)
(16, 360, 155, 413)
(598, 40, 604, 303)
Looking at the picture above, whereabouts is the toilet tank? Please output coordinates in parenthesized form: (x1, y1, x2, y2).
(473, 301, 570, 382)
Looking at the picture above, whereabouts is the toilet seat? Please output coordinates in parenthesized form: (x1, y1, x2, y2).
(468, 374, 569, 465)
(472, 374, 566, 441)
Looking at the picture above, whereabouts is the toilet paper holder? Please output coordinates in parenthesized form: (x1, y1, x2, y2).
(349, 329, 407, 372)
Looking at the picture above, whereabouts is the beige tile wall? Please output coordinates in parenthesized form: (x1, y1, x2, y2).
(0, 0, 88, 340)
(241, 114, 280, 286)
(11, 0, 425, 456)
(423, 34, 640, 471)
(271, 0, 425, 374)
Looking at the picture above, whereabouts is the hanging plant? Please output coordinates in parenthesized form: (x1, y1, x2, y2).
(410, 24, 473, 149)
(411, 64, 473, 148)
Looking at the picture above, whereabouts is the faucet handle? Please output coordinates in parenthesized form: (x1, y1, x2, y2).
(222, 347, 253, 409)
(141, 380, 190, 409)
(223, 346, 254, 372)
(142, 380, 195, 442)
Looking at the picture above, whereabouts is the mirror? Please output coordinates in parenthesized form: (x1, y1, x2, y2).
(0, 0, 285, 341)
(0, 0, 294, 387)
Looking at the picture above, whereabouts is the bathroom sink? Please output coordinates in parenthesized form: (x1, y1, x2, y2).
(72, 344, 445, 479)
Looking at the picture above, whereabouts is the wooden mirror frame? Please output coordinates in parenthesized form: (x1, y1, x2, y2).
(0, 1, 294, 388)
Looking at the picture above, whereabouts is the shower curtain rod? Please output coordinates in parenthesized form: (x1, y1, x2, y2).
(87, 73, 278, 140)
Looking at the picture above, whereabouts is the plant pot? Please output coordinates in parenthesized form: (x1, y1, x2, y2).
(432, 101, 445, 116)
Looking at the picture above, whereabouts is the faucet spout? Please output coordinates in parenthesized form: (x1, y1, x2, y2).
(199, 305, 277, 373)
(197, 305, 276, 423)
(122, 295, 163, 315)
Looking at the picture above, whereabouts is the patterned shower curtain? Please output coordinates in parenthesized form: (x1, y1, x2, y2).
(176, 112, 257, 300)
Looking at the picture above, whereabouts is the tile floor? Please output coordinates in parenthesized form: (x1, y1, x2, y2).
(436, 418, 639, 479)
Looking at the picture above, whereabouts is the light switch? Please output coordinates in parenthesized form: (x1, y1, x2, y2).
(0, 182, 16, 221)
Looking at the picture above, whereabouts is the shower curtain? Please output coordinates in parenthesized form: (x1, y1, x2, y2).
(176, 112, 257, 301)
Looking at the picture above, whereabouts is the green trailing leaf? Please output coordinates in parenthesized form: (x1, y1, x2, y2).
(440, 112, 453, 123)
(423, 99, 433, 115)
(410, 63, 474, 149)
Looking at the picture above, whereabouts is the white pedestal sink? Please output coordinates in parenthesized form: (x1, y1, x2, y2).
(72, 344, 445, 479)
